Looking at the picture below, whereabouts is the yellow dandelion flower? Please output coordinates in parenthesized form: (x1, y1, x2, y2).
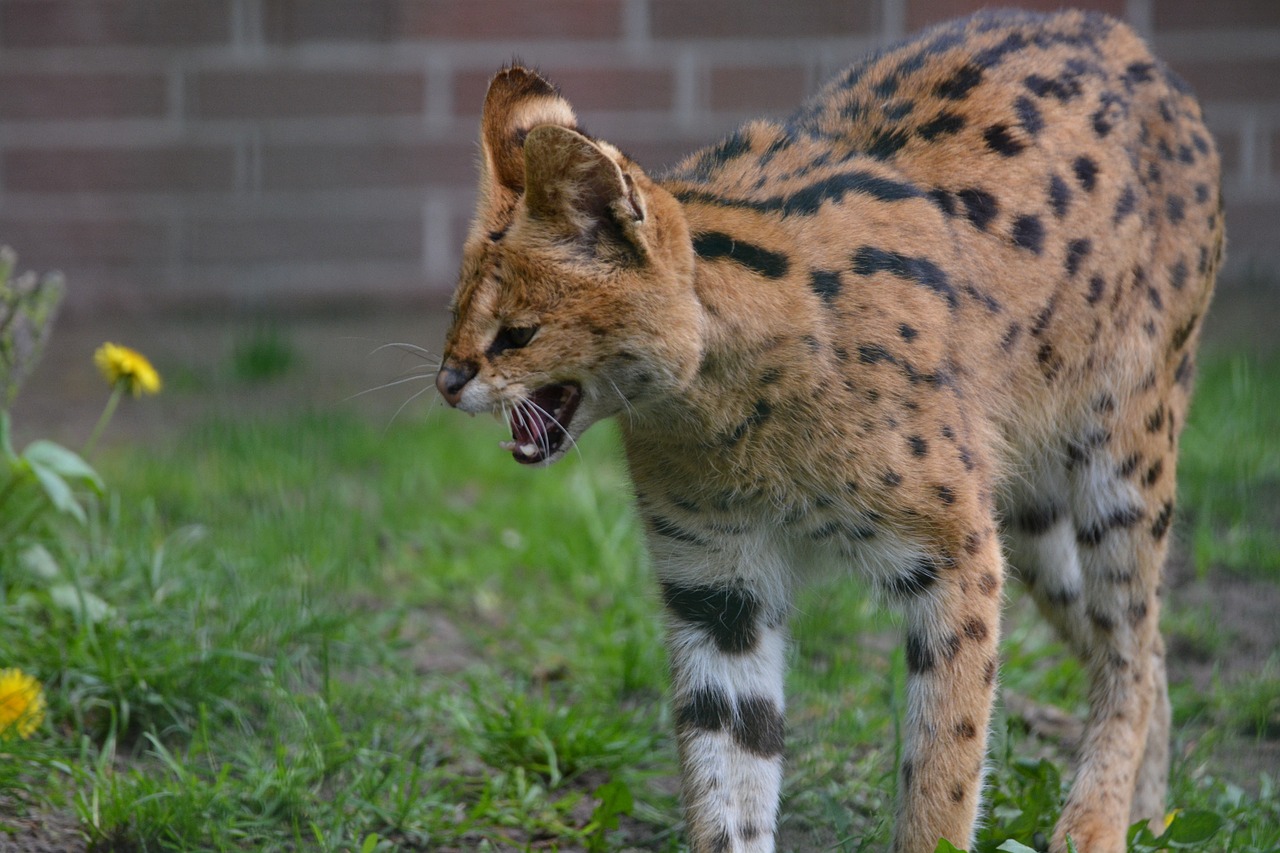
(0, 668, 46, 739)
(94, 342, 161, 396)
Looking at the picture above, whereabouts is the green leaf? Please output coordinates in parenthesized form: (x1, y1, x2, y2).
(359, 833, 380, 853)
(1164, 809, 1225, 845)
(18, 543, 60, 581)
(0, 411, 15, 461)
(28, 461, 85, 523)
(934, 840, 967, 853)
(23, 440, 103, 490)
(48, 583, 114, 623)
(996, 841, 1040, 853)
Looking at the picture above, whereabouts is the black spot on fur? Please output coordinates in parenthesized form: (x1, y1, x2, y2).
(1087, 605, 1116, 632)
(1086, 275, 1106, 304)
(885, 558, 936, 596)
(858, 343, 894, 365)
(1113, 185, 1137, 223)
(1175, 352, 1194, 389)
(1096, 90, 1127, 137)
(1073, 155, 1099, 191)
(676, 686, 733, 732)
(1048, 174, 1071, 217)
(693, 231, 790, 279)
(918, 111, 967, 140)
(1171, 313, 1199, 352)
(661, 582, 761, 654)
(1143, 459, 1165, 488)
(1129, 599, 1150, 626)
(734, 696, 786, 757)
(1065, 238, 1092, 278)
(937, 63, 984, 99)
(1147, 285, 1164, 311)
(962, 618, 988, 643)
(1167, 194, 1186, 224)
(908, 435, 928, 457)
(852, 246, 957, 308)
(983, 123, 1025, 157)
(866, 127, 911, 160)
(1025, 72, 1082, 101)
(906, 632, 935, 673)
(1014, 95, 1044, 135)
(1123, 61, 1155, 87)
(928, 187, 957, 216)
(1014, 503, 1060, 535)
(1012, 215, 1045, 254)
(936, 485, 955, 505)
(899, 323, 918, 341)
(883, 470, 903, 487)
(1146, 405, 1165, 434)
(956, 719, 978, 739)
(958, 188, 999, 230)
(1118, 453, 1142, 478)
(725, 399, 773, 446)
(1031, 296, 1057, 337)
(810, 269, 842, 304)
(999, 322, 1022, 353)
(1037, 342, 1060, 380)
(674, 170, 920, 215)
(1151, 500, 1174, 539)
(1170, 259, 1189, 291)
(1077, 505, 1145, 547)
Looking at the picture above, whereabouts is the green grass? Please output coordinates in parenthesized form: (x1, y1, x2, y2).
(1180, 350, 1280, 577)
(1, 349, 1277, 851)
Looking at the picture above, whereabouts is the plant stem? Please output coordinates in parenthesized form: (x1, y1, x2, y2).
(83, 385, 124, 459)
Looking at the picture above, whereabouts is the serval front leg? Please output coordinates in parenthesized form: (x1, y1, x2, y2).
(892, 523, 1004, 852)
(657, 554, 790, 853)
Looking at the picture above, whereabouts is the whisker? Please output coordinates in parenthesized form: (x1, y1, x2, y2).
(368, 341, 442, 363)
(343, 372, 437, 403)
(384, 383, 438, 432)
(524, 396, 584, 462)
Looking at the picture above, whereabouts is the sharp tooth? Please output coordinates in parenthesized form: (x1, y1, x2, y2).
(520, 443, 538, 457)
(499, 440, 517, 451)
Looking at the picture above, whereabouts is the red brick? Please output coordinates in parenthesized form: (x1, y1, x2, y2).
(400, 0, 623, 39)
(709, 66, 808, 113)
(187, 212, 421, 263)
(190, 71, 424, 119)
(651, 0, 877, 38)
(906, 0, 1124, 31)
(1153, 0, 1280, 30)
(4, 146, 237, 193)
(0, 217, 169, 267)
(0, 0, 231, 48)
(1170, 59, 1280, 102)
(0, 73, 167, 121)
(261, 142, 476, 190)
(263, 0, 622, 43)
(454, 67, 674, 116)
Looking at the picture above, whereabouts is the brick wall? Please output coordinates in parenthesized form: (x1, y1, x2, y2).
(0, 0, 1276, 314)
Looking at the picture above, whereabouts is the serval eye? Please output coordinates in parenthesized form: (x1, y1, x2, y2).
(489, 325, 539, 356)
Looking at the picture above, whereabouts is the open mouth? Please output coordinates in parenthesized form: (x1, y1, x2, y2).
(500, 382, 582, 464)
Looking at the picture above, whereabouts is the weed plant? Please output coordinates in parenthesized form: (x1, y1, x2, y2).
(0, 350, 1275, 851)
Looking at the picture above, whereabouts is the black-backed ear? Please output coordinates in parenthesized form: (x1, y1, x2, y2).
(478, 67, 578, 221)
(523, 125, 647, 261)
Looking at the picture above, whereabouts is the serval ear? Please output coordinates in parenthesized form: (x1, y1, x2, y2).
(477, 66, 578, 227)
(523, 124, 648, 263)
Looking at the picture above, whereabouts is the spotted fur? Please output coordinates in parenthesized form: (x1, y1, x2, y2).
(436, 10, 1221, 853)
